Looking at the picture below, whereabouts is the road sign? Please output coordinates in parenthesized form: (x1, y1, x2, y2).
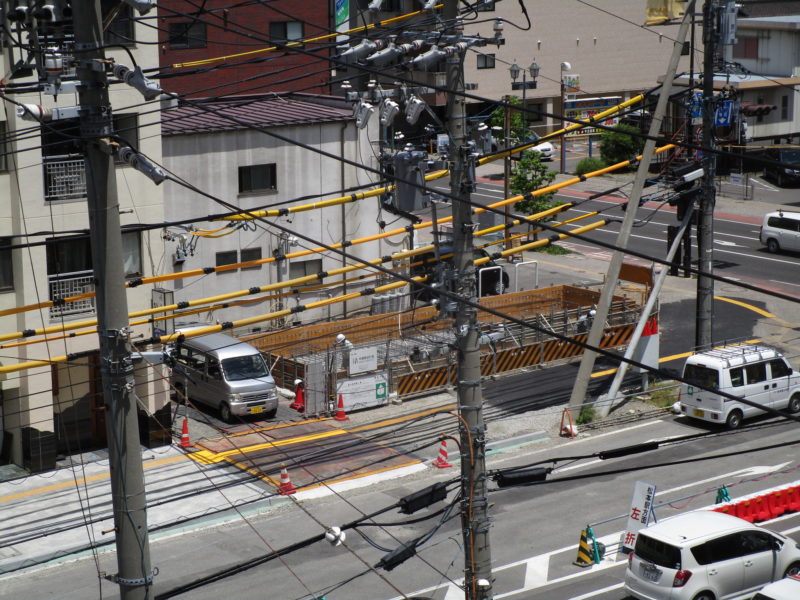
(622, 481, 657, 553)
(715, 100, 734, 127)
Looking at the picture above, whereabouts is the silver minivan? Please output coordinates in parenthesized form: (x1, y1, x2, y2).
(625, 511, 800, 600)
(760, 210, 800, 254)
(170, 333, 278, 422)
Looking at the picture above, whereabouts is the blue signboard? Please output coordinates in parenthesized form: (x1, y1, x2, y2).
(689, 92, 703, 120)
(715, 100, 735, 127)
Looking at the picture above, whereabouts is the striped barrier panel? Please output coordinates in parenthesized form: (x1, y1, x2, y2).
(395, 323, 635, 397)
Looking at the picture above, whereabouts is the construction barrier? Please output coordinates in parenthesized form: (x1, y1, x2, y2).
(711, 485, 800, 523)
(573, 528, 594, 567)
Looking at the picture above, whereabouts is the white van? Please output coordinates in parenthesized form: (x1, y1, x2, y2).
(169, 333, 278, 422)
(625, 511, 800, 600)
(679, 344, 800, 428)
(760, 210, 800, 253)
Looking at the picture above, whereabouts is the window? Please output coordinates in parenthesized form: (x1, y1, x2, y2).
(289, 258, 322, 284)
(730, 367, 744, 387)
(215, 250, 238, 269)
(745, 362, 767, 384)
(113, 113, 139, 163)
(683, 364, 719, 389)
(238, 164, 277, 193)
(241, 247, 263, 270)
(476, 0, 496, 11)
(269, 21, 303, 45)
(0, 121, 7, 171)
(770, 358, 792, 378)
(169, 21, 207, 49)
(102, 0, 134, 46)
(733, 36, 758, 59)
(46, 233, 142, 278)
(781, 95, 789, 120)
(0, 238, 13, 292)
(477, 54, 495, 69)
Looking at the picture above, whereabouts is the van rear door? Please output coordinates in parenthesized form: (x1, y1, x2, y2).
(682, 362, 723, 418)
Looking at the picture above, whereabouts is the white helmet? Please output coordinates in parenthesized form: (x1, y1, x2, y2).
(589, 309, 596, 317)
(336, 333, 346, 343)
(294, 379, 303, 386)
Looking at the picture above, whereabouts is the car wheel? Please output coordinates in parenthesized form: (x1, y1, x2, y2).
(692, 593, 715, 600)
(789, 394, 800, 414)
(220, 403, 233, 423)
(784, 561, 800, 577)
(265, 408, 278, 419)
(766, 238, 780, 253)
(726, 409, 744, 429)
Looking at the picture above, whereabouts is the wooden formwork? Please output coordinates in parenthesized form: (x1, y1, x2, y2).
(240, 285, 627, 355)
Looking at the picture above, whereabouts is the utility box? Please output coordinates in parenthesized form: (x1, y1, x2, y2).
(393, 151, 427, 212)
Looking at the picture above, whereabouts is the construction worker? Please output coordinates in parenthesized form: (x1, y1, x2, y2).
(334, 333, 353, 372)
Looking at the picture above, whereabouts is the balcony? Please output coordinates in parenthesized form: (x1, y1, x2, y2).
(44, 155, 86, 201)
(48, 270, 95, 319)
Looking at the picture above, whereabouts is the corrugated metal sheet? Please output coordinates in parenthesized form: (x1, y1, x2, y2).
(162, 96, 352, 136)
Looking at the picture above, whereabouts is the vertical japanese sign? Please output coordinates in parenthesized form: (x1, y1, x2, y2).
(622, 481, 656, 553)
(335, 0, 350, 42)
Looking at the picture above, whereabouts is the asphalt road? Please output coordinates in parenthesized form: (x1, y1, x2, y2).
(5, 401, 797, 599)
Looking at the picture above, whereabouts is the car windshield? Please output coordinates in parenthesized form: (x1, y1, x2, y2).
(779, 150, 800, 164)
(634, 533, 682, 569)
(683, 364, 719, 389)
(221, 355, 270, 381)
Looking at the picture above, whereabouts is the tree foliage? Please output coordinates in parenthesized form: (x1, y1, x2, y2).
(509, 150, 557, 215)
(490, 96, 528, 145)
(600, 123, 645, 167)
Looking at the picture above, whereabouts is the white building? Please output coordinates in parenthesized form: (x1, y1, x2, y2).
(160, 94, 385, 337)
(0, 5, 167, 470)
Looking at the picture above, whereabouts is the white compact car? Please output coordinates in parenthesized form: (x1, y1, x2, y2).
(625, 511, 800, 600)
(753, 574, 800, 599)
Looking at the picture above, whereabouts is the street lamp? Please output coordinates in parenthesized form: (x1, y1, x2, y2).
(560, 61, 572, 174)
(509, 59, 540, 133)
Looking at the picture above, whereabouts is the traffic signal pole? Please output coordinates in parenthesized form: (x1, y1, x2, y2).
(443, 1, 492, 597)
(696, 0, 718, 350)
(73, 2, 153, 597)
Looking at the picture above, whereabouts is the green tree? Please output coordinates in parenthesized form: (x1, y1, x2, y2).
(490, 96, 527, 146)
(600, 123, 645, 167)
(509, 150, 557, 215)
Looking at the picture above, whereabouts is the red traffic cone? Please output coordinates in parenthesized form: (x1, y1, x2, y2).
(334, 393, 349, 421)
(179, 417, 191, 448)
(432, 439, 453, 469)
(277, 464, 296, 495)
(289, 380, 305, 413)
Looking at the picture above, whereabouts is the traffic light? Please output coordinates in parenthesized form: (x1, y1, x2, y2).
(740, 103, 776, 117)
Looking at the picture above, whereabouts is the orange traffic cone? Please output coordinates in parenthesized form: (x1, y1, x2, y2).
(179, 417, 191, 448)
(334, 393, 349, 421)
(432, 439, 453, 469)
(289, 380, 305, 413)
(277, 464, 296, 495)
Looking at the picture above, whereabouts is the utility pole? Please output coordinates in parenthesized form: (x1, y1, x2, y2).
(73, 2, 153, 597)
(696, 0, 718, 350)
(568, 5, 694, 416)
(503, 95, 512, 252)
(443, 0, 492, 597)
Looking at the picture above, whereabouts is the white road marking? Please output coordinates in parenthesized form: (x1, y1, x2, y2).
(523, 555, 550, 587)
(565, 583, 625, 600)
(771, 279, 800, 288)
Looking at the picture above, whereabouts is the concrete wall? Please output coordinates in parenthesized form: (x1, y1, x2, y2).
(162, 114, 384, 333)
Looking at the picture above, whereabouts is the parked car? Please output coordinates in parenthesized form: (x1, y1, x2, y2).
(753, 574, 800, 599)
(169, 332, 278, 422)
(492, 132, 554, 161)
(760, 210, 800, 254)
(625, 511, 800, 600)
(763, 148, 800, 187)
(410, 245, 510, 302)
(678, 343, 800, 429)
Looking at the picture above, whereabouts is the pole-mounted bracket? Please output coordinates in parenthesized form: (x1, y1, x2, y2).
(105, 566, 159, 586)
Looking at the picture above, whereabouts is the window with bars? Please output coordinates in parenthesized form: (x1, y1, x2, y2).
(269, 21, 303, 45)
(0, 238, 13, 292)
(241, 247, 263, 270)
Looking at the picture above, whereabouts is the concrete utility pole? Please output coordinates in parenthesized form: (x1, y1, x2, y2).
(568, 5, 694, 415)
(503, 95, 512, 252)
(443, 1, 492, 598)
(73, 2, 153, 597)
(696, 0, 718, 350)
